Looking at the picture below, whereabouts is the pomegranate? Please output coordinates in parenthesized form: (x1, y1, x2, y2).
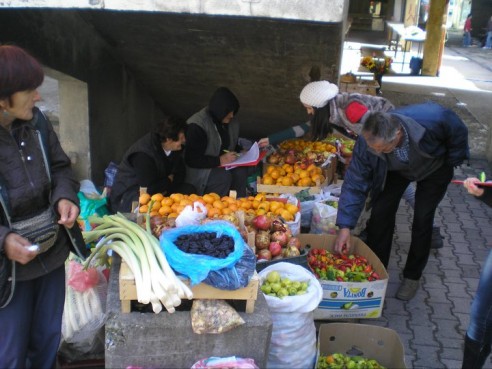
(271, 219, 287, 232)
(257, 249, 272, 261)
(283, 246, 301, 258)
(284, 154, 296, 165)
(253, 215, 272, 231)
(255, 230, 271, 250)
(269, 241, 282, 257)
(287, 236, 303, 250)
(271, 231, 288, 247)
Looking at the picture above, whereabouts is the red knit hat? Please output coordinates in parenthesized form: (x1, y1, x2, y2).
(345, 101, 369, 123)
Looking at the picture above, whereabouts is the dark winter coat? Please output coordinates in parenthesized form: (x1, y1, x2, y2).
(0, 108, 81, 282)
(336, 102, 470, 229)
(109, 132, 187, 212)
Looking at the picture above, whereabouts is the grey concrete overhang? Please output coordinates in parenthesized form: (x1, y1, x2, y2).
(1, 0, 345, 22)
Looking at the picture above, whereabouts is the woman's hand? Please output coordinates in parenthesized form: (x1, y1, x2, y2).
(57, 199, 80, 228)
(334, 228, 351, 254)
(463, 177, 485, 197)
(220, 152, 238, 165)
(258, 137, 269, 148)
(3, 233, 38, 265)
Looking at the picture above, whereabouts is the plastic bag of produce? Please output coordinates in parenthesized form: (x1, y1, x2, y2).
(161, 221, 255, 289)
(310, 201, 338, 234)
(59, 256, 107, 361)
(259, 263, 322, 369)
(191, 356, 259, 368)
(175, 201, 207, 227)
(190, 299, 245, 334)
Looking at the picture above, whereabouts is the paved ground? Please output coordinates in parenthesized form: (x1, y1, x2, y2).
(333, 29, 492, 369)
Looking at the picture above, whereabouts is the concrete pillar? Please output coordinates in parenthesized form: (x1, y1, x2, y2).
(44, 67, 91, 181)
(421, 0, 448, 76)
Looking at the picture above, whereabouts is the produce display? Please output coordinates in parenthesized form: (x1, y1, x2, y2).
(324, 135, 355, 158)
(82, 213, 193, 314)
(261, 163, 326, 187)
(174, 232, 234, 258)
(260, 271, 309, 298)
(307, 249, 380, 282)
(139, 192, 299, 222)
(250, 215, 302, 261)
(317, 353, 386, 369)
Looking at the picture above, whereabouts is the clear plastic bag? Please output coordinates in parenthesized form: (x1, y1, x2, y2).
(310, 201, 338, 234)
(175, 201, 207, 227)
(190, 300, 245, 334)
(60, 257, 107, 359)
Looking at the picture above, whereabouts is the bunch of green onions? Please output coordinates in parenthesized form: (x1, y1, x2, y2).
(82, 213, 193, 313)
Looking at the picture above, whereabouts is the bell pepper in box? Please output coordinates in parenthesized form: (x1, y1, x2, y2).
(307, 247, 380, 282)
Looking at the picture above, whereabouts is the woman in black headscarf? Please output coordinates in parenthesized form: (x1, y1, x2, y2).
(184, 87, 249, 197)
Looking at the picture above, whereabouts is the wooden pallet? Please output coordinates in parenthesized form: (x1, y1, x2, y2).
(119, 260, 259, 314)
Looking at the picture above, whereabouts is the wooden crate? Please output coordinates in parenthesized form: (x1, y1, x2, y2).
(339, 79, 379, 96)
(119, 260, 259, 314)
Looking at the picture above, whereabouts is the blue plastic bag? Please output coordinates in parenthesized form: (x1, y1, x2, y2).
(160, 221, 254, 289)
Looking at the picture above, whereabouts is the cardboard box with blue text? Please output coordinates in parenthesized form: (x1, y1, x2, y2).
(297, 234, 388, 319)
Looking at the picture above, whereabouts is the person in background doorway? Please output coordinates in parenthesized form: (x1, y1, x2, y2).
(483, 15, 492, 49)
(109, 115, 195, 213)
(463, 14, 473, 47)
(461, 177, 492, 369)
(185, 87, 250, 197)
(0, 44, 86, 369)
(334, 103, 469, 301)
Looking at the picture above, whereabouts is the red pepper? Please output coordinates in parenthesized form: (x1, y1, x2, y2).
(364, 265, 373, 273)
(336, 276, 344, 282)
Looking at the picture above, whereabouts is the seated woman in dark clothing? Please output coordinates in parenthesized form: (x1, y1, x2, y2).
(184, 87, 250, 197)
(109, 115, 195, 213)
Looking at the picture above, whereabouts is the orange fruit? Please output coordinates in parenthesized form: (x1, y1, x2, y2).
(299, 177, 312, 186)
(151, 193, 164, 202)
(159, 205, 172, 216)
(262, 175, 273, 185)
(285, 203, 299, 215)
(270, 169, 280, 180)
(151, 201, 161, 211)
(139, 204, 149, 213)
(202, 194, 215, 204)
(207, 207, 220, 218)
(228, 203, 238, 211)
(161, 197, 173, 207)
(281, 176, 294, 186)
(240, 201, 252, 210)
(149, 211, 160, 217)
(170, 193, 184, 202)
(280, 209, 294, 221)
(266, 165, 276, 174)
(212, 200, 225, 209)
(221, 207, 233, 215)
(258, 201, 270, 212)
(299, 170, 309, 179)
(254, 193, 266, 202)
(139, 193, 151, 206)
(168, 212, 178, 218)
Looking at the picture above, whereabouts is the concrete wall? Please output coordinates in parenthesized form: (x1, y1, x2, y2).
(0, 9, 163, 185)
(0, 6, 347, 186)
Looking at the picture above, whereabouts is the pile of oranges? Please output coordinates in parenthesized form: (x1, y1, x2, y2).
(261, 163, 326, 187)
(278, 139, 336, 153)
(138, 192, 299, 222)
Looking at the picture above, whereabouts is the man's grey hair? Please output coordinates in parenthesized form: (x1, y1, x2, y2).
(361, 112, 401, 144)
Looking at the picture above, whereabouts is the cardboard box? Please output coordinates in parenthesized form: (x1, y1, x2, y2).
(316, 323, 406, 369)
(297, 234, 388, 319)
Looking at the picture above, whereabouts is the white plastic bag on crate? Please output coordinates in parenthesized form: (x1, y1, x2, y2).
(278, 194, 301, 235)
(310, 201, 338, 234)
(175, 201, 207, 227)
(259, 263, 322, 369)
